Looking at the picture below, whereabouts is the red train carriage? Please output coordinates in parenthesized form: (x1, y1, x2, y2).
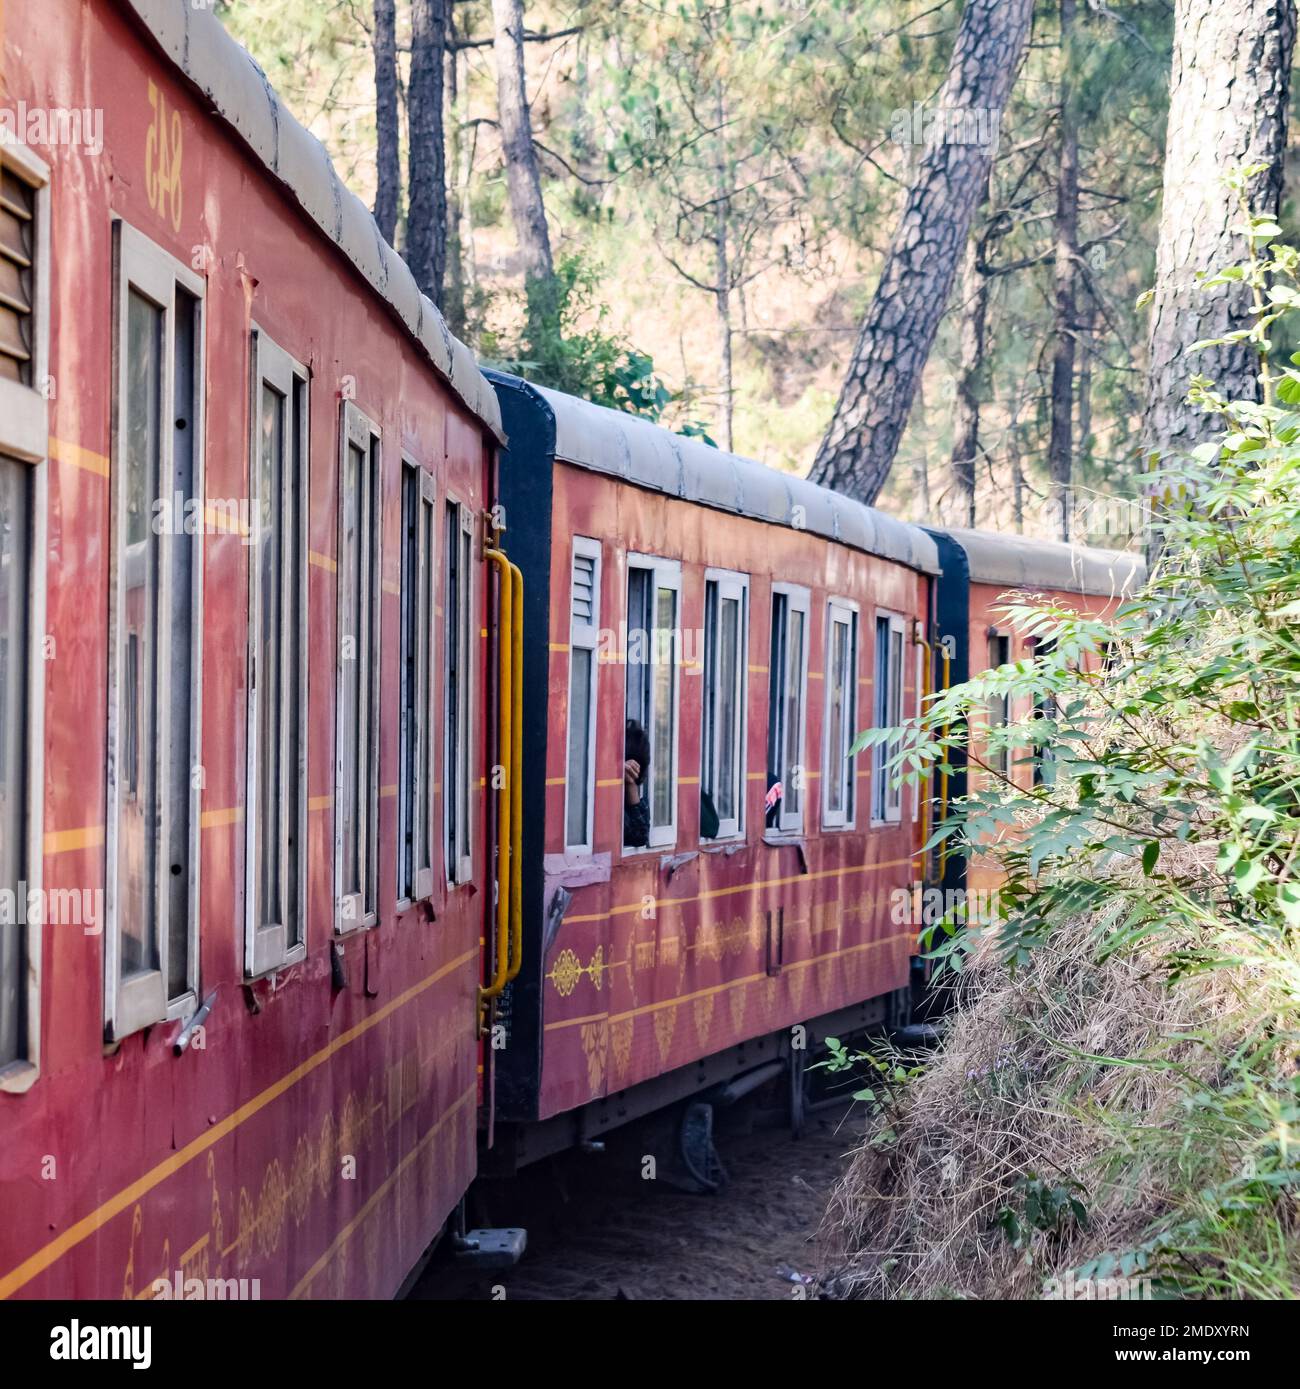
(925, 528, 1145, 902)
(484, 374, 941, 1166)
(0, 0, 506, 1298)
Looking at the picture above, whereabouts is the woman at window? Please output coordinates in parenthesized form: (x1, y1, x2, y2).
(623, 719, 651, 848)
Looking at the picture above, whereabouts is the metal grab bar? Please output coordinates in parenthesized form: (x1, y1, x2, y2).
(505, 558, 524, 986)
(479, 547, 513, 1008)
(938, 642, 953, 872)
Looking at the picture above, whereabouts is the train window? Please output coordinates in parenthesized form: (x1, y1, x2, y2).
(106, 222, 205, 1039)
(0, 145, 47, 1083)
(701, 569, 748, 840)
(336, 403, 382, 930)
(444, 499, 474, 883)
(987, 631, 1011, 778)
(565, 538, 601, 852)
(625, 555, 681, 849)
(823, 599, 859, 829)
(246, 330, 309, 975)
(872, 613, 906, 823)
(766, 583, 810, 834)
(399, 462, 436, 902)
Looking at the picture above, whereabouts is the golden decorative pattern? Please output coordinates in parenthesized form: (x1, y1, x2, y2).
(693, 994, 715, 1044)
(549, 947, 582, 996)
(581, 1021, 607, 1094)
(609, 1017, 635, 1087)
(654, 1005, 677, 1064)
(728, 983, 748, 1035)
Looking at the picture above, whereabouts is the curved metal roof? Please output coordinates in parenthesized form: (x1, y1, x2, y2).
(939, 527, 1146, 598)
(528, 383, 942, 575)
(122, 0, 504, 440)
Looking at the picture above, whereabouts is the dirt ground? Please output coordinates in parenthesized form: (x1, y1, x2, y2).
(411, 1095, 862, 1301)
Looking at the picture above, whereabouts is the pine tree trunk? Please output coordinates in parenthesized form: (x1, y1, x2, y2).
(492, 0, 554, 300)
(443, 20, 467, 337)
(1142, 0, 1296, 458)
(809, 0, 1034, 504)
(715, 85, 733, 453)
(949, 229, 988, 529)
(406, 0, 449, 306)
(372, 0, 401, 245)
(1047, 0, 1079, 542)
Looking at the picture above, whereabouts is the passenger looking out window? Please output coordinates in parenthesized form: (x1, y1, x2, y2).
(624, 719, 651, 849)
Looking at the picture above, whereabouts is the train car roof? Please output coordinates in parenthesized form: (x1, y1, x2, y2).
(122, 0, 504, 442)
(938, 527, 1146, 598)
(502, 378, 941, 576)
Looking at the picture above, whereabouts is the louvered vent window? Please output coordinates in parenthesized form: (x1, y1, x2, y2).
(565, 540, 601, 850)
(0, 168, 35, 386)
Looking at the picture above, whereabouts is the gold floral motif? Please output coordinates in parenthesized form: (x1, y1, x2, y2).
(653, 1005, 677, 1064)
(609, 1017, 635, 1087)
(728, 983, 748, 1035)
(549, 947, 582, 996)
(580, 1020, 607, 1093)
(693, 993, 716, 1043)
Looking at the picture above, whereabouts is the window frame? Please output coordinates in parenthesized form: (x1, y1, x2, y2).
(0, 142, 49, 1092)
(701, 567, 749, 842)
(986, 629, 1012, 779)
(397, 458, 437, 906)
(105, 219, 206, 1040)
(244, 327, 309, 977)
(872, 609, 907, 825)
(444, 495, 475, 886)
(334, 400, 382, 933)
(767, 581, 811, 836)
(821, 597, 859, 831)
(564, 536, 602, 855)
(624, 552, 682, 852)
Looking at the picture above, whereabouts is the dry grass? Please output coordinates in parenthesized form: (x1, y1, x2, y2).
(821, 916, 1277, 1300)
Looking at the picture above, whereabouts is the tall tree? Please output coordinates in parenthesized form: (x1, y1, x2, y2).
(1142, 0, 1296, 459)
(406, 0, 449, 305)
(949, 217, 990, 529)
(492, 0, 555, 308)
(372, 0, 401, 245)
(809, 0, 1035, 504)
(1046, 0, 1080, 541)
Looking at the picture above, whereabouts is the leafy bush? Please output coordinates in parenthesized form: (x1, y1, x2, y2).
(844, 208, 1300, 1298)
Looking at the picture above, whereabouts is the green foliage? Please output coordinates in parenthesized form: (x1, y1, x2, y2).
(994, 1174, 1089, 1251)
(482, 252, 716, 436)
(861, 199, 1300, 1296)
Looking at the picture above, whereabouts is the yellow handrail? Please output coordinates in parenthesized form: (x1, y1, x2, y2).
(505, 558, 524, 986)
(938, 643, 953, 872)
(913, 622, 932, 879)
(479, 547, 513, 1009)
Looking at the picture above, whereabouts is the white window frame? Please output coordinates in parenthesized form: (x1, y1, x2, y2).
(822, 597, 859, 831)
(444, 495, 475, 886)
(105, 219, 206, 1039)
(245, 328, 309, 976)
(564, 536, 601, 854)
(768, 582, 810, 835)
(701, 567, 749, 842)
(397, 458, 437, 906)
(625, 553, 682, 852)
(0, 141, 49, 1091)
(986, 629, 1012, 779)
(334, 401, 382, 932)
(872, 610, 907, 825)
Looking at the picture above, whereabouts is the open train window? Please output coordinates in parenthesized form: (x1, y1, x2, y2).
(335, 402, 382, 930)
(766, 583, 810, 834)
(872, 613, 906, 824)
(399, 462, 437, 903)
(823, 598, 859, 830)
(625, 554, 681, 850)
(701, 569, 748, 841)
(444, 499, 474, 884)
(565, 537, 601, 853)
(0, 144, 48, 1087)
(106, 221, 205, 1039)
(986, 631, 1011, 779)
(246, 329, 309, 975)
